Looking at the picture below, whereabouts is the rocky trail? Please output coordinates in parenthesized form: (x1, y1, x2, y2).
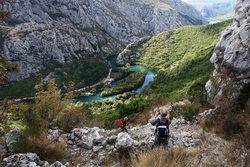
(1, 107, 249, 167)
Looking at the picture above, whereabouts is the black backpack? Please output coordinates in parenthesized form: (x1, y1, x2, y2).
(156, 118, 169, 138)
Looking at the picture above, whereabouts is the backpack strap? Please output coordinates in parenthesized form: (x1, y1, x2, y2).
(157, 118, 168, 126)
(157, 118, 160, 126)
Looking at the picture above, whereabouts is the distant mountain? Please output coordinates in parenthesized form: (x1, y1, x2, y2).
(0, 0, 203, 81)
(182, 0, 236, 21)
(182, 0, 235, 7)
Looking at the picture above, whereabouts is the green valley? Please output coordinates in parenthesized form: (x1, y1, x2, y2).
(138, 20, 232, 100)
(0, 60, 109, 100)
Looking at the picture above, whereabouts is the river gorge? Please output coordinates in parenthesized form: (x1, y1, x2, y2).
(73, 65, 157, 102)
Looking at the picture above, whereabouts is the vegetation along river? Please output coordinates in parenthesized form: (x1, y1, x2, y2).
(73, 65, 157, 102)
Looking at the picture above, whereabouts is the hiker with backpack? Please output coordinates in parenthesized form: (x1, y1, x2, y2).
(167, 102, 174, 123)
(167, 102, 174, 133)
(150, 110, 169, 147)
(116, 117, 128, 133)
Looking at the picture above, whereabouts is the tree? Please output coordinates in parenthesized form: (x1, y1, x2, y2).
(0, 54, 18, 84)
(187, 77, 208, 107)
(0, 11, 18, 84)
(33, 79, 62, 125)
(0, 11, 11, 20)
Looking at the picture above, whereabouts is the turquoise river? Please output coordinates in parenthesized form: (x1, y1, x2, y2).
(73, 65, 157, 102)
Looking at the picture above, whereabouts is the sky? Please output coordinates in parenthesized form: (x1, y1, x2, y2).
(182, 0, 236, 6)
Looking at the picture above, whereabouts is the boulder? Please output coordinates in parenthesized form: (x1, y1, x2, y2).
(5, 129, 20, 153)
(3, 153, 49, 167)
(72, 127, 102, 149)
(0, 136, 8, 158)
(115, 132, 134, 149)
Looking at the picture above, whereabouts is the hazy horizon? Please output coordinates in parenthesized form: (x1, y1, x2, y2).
(182, 0, 236, 6)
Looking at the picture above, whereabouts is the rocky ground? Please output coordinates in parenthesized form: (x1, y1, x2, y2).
(1, 107, 249, 167)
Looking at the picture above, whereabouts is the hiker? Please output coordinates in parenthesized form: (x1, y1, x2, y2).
(188, 95, 194, 104)
(121, 117, 128, 133)
(150, 110, 169, 147)
(168, 102, 174, 122)
(153, 108, 161, 119)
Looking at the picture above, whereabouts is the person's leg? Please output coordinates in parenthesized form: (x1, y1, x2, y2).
(121, 127, 128, 133)
(168, 120, 171, 134)
(163, 137, 169, 147)
(154, 135, 160, 147)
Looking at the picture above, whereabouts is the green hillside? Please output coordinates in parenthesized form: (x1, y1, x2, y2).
(0, 60, 109, 99)
(138, 20, 232, 100)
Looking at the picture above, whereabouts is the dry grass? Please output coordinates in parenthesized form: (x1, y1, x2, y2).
(131, 140, 250, 167)
(102, 147, 132, 167)
(131, 148, 195, 167)
(131, 109, 152, 126)
(200, 107, 250, 166)
(23, 135, 69, 163)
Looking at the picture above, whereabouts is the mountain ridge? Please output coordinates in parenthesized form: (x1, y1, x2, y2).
(0, 0, 202, 81)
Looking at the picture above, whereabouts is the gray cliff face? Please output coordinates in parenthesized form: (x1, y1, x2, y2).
(206, 0, 250, 107)
(0, 0, 202, 81)
(0, 0, 203, 42)
(3, 22, 120, 81)
(116, 36, 151, 65)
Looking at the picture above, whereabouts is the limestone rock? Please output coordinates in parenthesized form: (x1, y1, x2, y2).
(71, 127, 102, 149)
(116, 36, 151, 65)
(115, 132, 134, 149)
(3, 153, 48, 167)
(0, 136, 8, 158)
(5, 129, 20, 153)
(206, 0, 250, 107)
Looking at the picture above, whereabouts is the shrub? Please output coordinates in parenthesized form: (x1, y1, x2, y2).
(202, 110, 246, 140)
(221, 115, 244, 138)
(174, 104, 200, 121)
(0, 108, 9, 135)
(97, 110, 119, 129)
(14, 131, 68, 163)
(57, 104, 86, 132)
(187, 76, 209, 107)
(238, 84, 250, 108)
(0, 53, 18, 85)
(117, 98, 149, 119)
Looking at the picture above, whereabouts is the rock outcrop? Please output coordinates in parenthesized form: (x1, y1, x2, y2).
(206, 0, 250, 107)
(0, 0, 203, 81)
(116, 36, 151, 65)
(3, 153, 67, 167)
